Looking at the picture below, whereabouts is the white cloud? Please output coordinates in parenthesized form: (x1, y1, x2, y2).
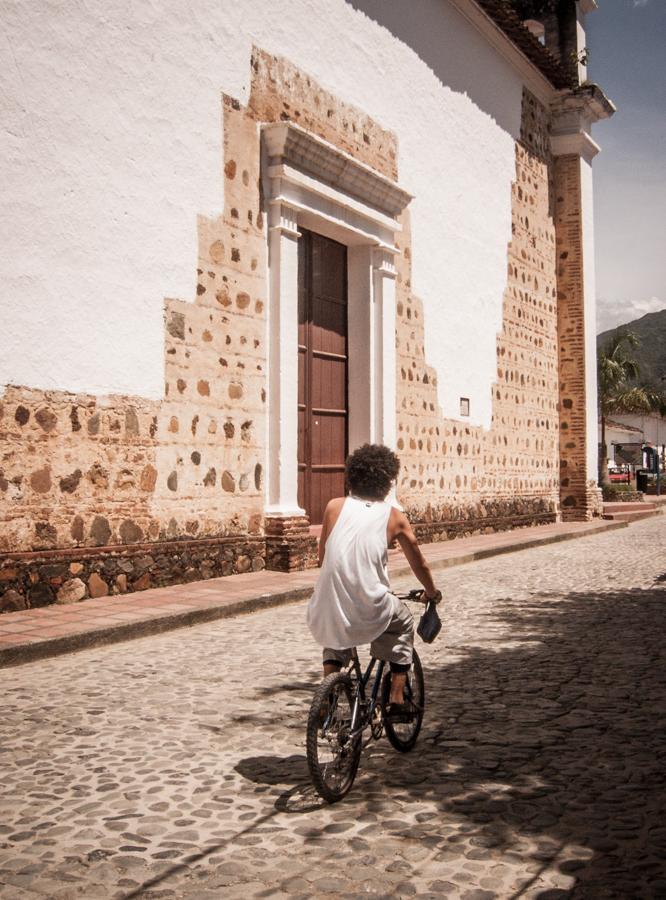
(597, 295, 665, 333)
(633, 0, 650, 7)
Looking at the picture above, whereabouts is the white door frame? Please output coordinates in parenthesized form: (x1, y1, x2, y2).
(261, 122, 411, 518)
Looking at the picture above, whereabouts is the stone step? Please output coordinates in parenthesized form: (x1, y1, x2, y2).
(602, 509, 661, 523)
(603, 502, 656, 514)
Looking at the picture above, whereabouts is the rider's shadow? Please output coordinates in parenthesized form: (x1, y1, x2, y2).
(235, 753, 308, 785)
(234, 754, 327, 812)
(234, 733, 429, 814)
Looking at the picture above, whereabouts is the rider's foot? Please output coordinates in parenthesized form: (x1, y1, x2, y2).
(384, 701, 414, 723)
(389, 671, 407, 705)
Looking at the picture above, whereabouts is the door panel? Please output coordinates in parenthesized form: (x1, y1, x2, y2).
(297, 230, 348, 525)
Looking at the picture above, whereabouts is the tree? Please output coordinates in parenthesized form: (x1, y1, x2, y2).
(597, 330, 655, 489)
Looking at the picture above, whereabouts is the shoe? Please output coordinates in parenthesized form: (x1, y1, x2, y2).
(384, 701, 414, 723)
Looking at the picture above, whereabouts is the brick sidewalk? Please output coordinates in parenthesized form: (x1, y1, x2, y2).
(0, 518, 626, 668)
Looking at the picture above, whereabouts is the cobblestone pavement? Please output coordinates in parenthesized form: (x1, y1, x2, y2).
(1, 518, 665, 900)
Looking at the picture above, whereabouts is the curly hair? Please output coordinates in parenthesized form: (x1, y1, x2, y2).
(345, 443, 400, 500)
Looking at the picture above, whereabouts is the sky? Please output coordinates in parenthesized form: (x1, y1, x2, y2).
(587, 0, 666, 333)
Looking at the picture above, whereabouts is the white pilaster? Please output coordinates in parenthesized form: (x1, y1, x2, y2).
(347, 245, 375, 450)
(265, 201, 304, 517)
(373, 249, 397, 450)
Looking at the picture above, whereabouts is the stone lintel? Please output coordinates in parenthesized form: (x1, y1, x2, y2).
(262, 121, 412, 219)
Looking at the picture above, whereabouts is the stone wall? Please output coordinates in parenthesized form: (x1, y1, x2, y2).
(1, 54, 591, 609)
(0, 537, 264, 612)
(0, 48, 397, 603)
(0, 97, 272, 609)
(395, 88, 560, 535)
(0, 95, 268, 563)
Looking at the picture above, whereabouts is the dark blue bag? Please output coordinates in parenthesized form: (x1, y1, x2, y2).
(417, 600, 442, 644)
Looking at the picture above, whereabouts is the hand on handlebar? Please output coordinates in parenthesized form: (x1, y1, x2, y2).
(399, 588, 442, 604)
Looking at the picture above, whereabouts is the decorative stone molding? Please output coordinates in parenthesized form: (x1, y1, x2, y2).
(550, 85, 615, 160)
(372, 248, 397, 279)
(269, 201, 300, 238)
(262, 121, 411, 543)
(551, 130, 601, 163)
(263, 122, 412, 220)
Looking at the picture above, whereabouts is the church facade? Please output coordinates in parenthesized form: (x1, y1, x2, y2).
(0, 0, 613, 609)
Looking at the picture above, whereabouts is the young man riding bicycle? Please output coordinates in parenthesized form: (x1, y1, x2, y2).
(307, 443, 441, 720)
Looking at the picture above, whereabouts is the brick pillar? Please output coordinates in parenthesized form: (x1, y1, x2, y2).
(553, 154, 600, 520)
(551, 88, 614, 521)
(264, 515, 318, 572)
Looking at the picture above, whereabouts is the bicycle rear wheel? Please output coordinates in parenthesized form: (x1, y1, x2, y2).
(382, 649, 425, 752)
(306, 672, 362, 802)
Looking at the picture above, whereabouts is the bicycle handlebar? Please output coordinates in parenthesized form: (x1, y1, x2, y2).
(394, 588, 442, 605)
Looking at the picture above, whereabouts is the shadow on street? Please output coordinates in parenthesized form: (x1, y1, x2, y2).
(237, 584, 666, 899)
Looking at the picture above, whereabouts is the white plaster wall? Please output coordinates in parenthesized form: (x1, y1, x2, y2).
(606, 423, 642, 460)
(614, 414, 666, 450)
(1, 0, 526, 426)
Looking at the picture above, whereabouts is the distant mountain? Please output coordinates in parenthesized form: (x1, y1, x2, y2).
(597, 308, 666, 389)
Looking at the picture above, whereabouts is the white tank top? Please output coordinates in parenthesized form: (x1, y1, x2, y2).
(307, 496, 397, 650)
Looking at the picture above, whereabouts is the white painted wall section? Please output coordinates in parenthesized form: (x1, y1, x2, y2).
(1, 0, 533, 427)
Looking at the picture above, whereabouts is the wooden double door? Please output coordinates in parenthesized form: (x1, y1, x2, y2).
(297, 229, 348, 525)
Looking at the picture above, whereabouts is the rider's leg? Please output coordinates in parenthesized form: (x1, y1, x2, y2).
(370, 600, 415, 707)
(389, 665, 408, 704)
(322, 648, 351, 678)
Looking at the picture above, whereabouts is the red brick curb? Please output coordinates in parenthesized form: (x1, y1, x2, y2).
(0, 518, 627, 669)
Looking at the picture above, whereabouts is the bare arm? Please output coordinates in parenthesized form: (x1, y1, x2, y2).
(318, 497, 345, 567)
(389, 509, 439, 599)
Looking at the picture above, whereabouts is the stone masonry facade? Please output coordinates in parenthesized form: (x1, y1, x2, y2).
(396, 89, 560, 536)
(1, 50, 597, 610)
(0, 49, 399, 605)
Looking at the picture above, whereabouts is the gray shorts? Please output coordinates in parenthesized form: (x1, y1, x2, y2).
(323, 600, 414, 671)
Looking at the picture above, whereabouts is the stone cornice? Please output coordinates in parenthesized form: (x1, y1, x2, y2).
(551, 131, 601, 163)
(575, 83, 617, 122)
(550, 84, 615, 160)
(262, 122, 412, 219)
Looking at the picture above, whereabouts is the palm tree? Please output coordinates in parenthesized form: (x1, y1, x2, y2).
(597, 330, 654, 489)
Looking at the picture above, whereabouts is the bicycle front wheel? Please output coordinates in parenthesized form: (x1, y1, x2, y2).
(382, 649, 425, 753)
(306, 672, 362, 803)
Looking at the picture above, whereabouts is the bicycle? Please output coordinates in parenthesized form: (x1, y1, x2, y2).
(305, 588, 436, 803)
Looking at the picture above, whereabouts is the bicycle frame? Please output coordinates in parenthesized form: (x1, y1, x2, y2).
(336, 590, 434, 741)
(348, 649, 385, 740)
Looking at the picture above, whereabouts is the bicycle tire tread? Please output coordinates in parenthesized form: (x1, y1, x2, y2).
(306, 672, 361, 803)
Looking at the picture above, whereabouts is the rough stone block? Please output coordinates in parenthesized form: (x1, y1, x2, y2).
(57, 578, 87, 604)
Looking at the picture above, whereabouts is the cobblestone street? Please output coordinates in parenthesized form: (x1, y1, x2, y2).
(1, 517, 665, 900)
